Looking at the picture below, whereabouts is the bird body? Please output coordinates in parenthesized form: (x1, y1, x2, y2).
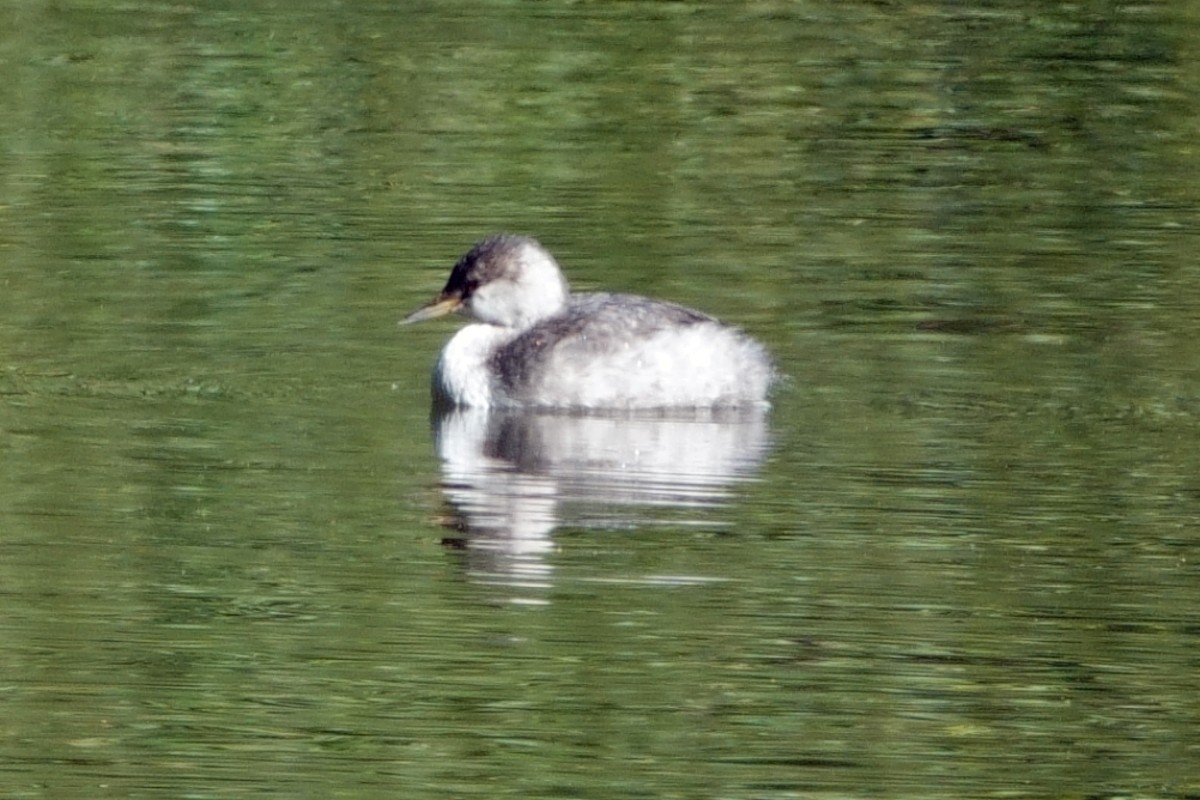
(403, 235, 774, 411)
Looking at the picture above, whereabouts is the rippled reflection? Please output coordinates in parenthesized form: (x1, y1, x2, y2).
(430, 408, 772, 594)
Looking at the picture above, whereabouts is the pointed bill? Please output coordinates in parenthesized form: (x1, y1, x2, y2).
(400, 294, 462, 326)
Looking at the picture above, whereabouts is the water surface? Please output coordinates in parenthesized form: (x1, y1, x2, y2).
(2, 2, 1199, 798)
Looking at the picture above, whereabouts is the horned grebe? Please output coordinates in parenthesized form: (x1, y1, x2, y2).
(401, 234, 775, 410)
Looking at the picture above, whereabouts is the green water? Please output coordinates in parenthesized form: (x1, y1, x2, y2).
(3, 2, 1199, 798)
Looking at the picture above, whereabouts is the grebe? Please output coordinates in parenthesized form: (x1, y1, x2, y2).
(401, 234, 775, 410)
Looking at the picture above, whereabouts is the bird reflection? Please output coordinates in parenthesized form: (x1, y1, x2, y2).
(429, 407, 772, 599)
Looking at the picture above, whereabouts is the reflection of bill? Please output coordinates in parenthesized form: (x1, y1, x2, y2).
(430, 408, 772, 597)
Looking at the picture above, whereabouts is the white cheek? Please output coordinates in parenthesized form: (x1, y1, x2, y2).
(466, 283, 520, 327)
(468, 273, 567, 329)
